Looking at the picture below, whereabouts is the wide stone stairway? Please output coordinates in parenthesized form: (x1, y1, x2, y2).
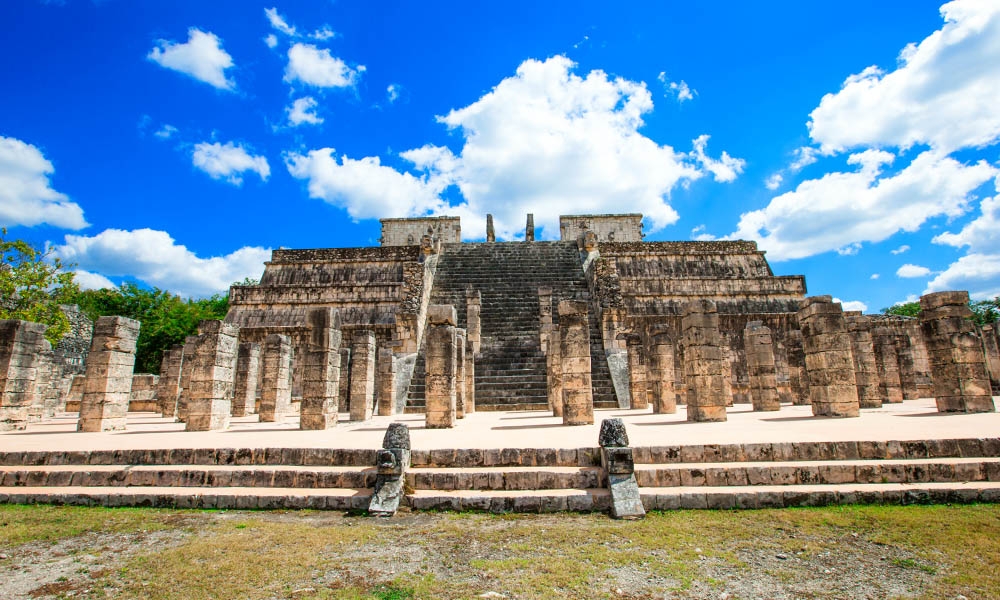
(405, 241, 618, 412)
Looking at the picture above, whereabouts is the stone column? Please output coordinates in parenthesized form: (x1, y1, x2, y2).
(30, 342, 56, 422)
(844, 313, 882, 409)
(78, 316, 141, 432)
(681, 300, 729, 422)
(919, 291, 995, 413)
(798, 296, 860, 418)
(425, 305, 457, 428)
(259, 333, 292, 422)
(0, 320, 48, 431)
(232, 342, 261, 417)
(538, 286, 552, 352)
(129, 374, 159, 412)
(982, 323, 1000, 393)
(744, 321, 781, 411)
(896, 333, 920, 400)
(465, 341, 476, 414)
(546, 326, 563, 417)
(350, 330, 376, 422)
(301, 307, 343, 429)
(649, 327, 676, 414)
(625, 334, 648, 410)
(525, 213, 535, 242)
(176, 335, 199, 422)
(157, 345, 184, 418)
(455, 328, 467, 418)
(559, 300, 594, 425)
(377, 344, 396, 417)
(338, 347, 351, 413)
(904, 320, 935, 397)
(66, 375, 84, 412)
(871, 323, 905, 404)
(466, 289, 481, 354)
(185, 320, 238, 432)
(785, 328, 810, 405)
(486, 214, 495, 243)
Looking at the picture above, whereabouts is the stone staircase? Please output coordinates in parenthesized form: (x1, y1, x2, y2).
(3, 438, 999, 512)
(405, 242, 618, 412)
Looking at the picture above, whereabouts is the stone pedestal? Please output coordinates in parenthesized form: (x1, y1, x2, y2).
(559, 300, 594, 425)
(301, 307, 343, 429)
(844, 313, 882, 409)
(185, 320, 239, 431)
(798, 296, 860, 418)
(0, 320, 49, 431)
(871, 323, 905, 404)
(78, 317, 141, 432)
(377, 345, 397, 417)
(919, 291, 995, 413)
(681, 300, 729, 422)
(625, 335, 648, 410)
(156, 345, 184, 418)
(455, 329, 467, 418)
(649, 328, 676, 414)
(232, 342, 261, 417)
(744, 321, 781, 412)
(425, 305, 457, 428)
(260, 334, 292, 422)
(349, 330, 376, 422)
(176, 335, 199, 422)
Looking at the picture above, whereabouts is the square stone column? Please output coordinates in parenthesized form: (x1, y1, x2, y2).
(156, 344, 184, 418)
(625, 334, 648, 410)
(649, 327, 676, 414)
(784, 329, 810, 405)
(338, 347, 351, 413)
(260, 333, 292, 422)
(377, 344, 396, 416)
(465, 341, 476, 414)
(466, 289, 481, 354)
(301, 308, 342, 429)
(681, 300, 729, 422)
(895, 332, 920, 400)
(871, 322, 905, 404)
(78, 316, 141, 432)
(546, 327, 563, 416)
(350, 329, 376, 422)
(744, 321, 781, 412)
(982, 323, 1000, 393)
(232, 342, 261, 417)
(798, 296, 860, 418)
(844, 313, 882, 409)
(559, 300, 594, 425)
(919, 291, 995, 413)
(0, 320, 49, 431)
(129, 374, 159, 412)
(455, 329, 467, 418)
(185, 320, 239, 432)
(425, 305, 457, 428)
(176, 335, 199, 422)
(903, 320, 935, 396)
(538, 287, 552, 352)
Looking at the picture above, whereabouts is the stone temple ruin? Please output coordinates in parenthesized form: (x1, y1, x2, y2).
(1, 213, 999, 516)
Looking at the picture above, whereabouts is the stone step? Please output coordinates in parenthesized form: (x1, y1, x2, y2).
(408, 466, 602, 490)
(406, 488, 612, 512)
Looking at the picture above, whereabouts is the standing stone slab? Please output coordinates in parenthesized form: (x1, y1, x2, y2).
(744, 321, 781, 412)
(681, 300, 729, 422)
(871, 322, 905, 404)
(349, 330, 376, 422)
(649, 328, 676, 414)
(185, 320, 239, 432)
(625, 335, 648, 410)
(798, 296, 860, 418)
(301, 308, 343, 429)
(78, 316, 141, 432)
(232, 342, 261, 417)
(844, 313, 882, 409)
(259, 334, 292, 423)
(919, 291, 995, 413)
(599, 418, 645, 520)
(377, 345, 397, 417)
(0, 320, 49, 431)
(156, 345, 184, 418)
(559, 300, 594, 425)
(425, 305, 457, 428)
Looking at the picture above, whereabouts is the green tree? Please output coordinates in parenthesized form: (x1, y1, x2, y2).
(0, 228, 80, 345)
(882, 297, 1000, 326)
(881, 301, 920, 318)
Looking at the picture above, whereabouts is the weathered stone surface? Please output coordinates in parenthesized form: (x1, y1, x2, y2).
(486, 214, 495, 243)
(559, 300, 593, 425)
(380, 216, 461, 246)
(625, 335, 648, 410)
(128, 374, 159, 412)
(649, 328, 677, 414)
(383, 421, 411, 450)
(232, 342, 260, 417)
(919, 291, 995, 413)
(981, 323, 1000, 393)
(376, 345, 396, 417)
(525, 213, 535, 242)
(797, 297, 860, 418)
(455, 329, 467, 418)
(349, 330, 376, 422)
(185, 320, 239, 432)
(425, 306, 457, 428)
(301, 307, 342, 429)
(259, 334, 292, 423)
(176, 335, 199, 422)
(599, 418, 629, 447)
(681, 300, 729, 422)
(844, 313, 882, 409)
(560, 214, 644, 244)
(466, 288, 481, 354)
(597, 417, 644, 519)
(0, 320, 49, 431)
(744, 321, 781, 412)
(78, 317, 141, 432)
(156, 345, 184, 418)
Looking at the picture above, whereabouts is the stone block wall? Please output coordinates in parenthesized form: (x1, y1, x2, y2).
(380, 216, 461, 246)
(560, 214, 644, 243)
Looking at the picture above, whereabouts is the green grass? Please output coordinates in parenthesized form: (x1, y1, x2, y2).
(0, 504, 178, 546)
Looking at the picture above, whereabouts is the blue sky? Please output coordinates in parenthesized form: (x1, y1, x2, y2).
(2, 1, 999, 311)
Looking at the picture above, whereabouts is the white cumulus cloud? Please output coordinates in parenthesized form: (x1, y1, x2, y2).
(284, 43, 363, 89)
(264, 34, 278, 49)
(192, 141, 270, 186)
(55, 228, 271, 298)
(286, 96, 323, 126)
(691, 135, 745, 183)
(147, 28, 235, 91)
(929, 176, 1000, 298)
(72, 269, 115, 291)
(833, 298, 868, 313)
(0, 135, 87, 230)
(897, 263, 932, 278)
(890, 244, 910, 255)
(765, 173, 783, 190)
